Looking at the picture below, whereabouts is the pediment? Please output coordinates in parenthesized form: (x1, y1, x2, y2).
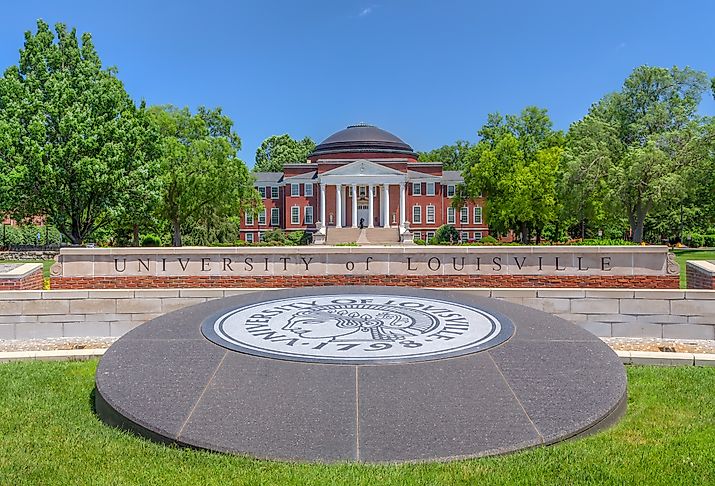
(321, 160, 406, 178)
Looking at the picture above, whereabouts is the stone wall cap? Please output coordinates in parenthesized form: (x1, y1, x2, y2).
(686, 260, 715, 275)
(0, 263, 42, 279)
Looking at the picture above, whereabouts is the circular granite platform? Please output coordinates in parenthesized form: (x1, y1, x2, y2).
(95, 287, 627, 463)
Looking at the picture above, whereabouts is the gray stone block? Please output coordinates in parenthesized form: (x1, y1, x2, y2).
(536, 289, 585, 298)
(110, 321, 142, 337)
(571, 299, 619, 314)
(63, 321, 111, 337)
(116, 298, 163, 314)
(0, 324, 15, 340)
(21, 300, 70, 315)
(670, 299, 715, 316)
(611, 322, 662, 338)
(522, 298, 571, 314)
(15, 322, 63, 339)
(0, 301, 22, 316)
(619, 299, 670, 315)
(633, 290, 685, 300)
(662, 324, 714, 340)
(161, 298, 206, 313)
(69, 298, 117, 314)
(576, 321, 611, 337)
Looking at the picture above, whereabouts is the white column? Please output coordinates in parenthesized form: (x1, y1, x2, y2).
(351, 184, 358, 228)
(335, 183, 342, 228)
(399, 182, 406, 229)
(320, 183, 326, 228)
(382, 184, 390, 228)
(368, 184, 374, 228)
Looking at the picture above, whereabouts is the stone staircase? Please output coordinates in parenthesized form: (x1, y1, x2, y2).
(326, 227, 400, 245)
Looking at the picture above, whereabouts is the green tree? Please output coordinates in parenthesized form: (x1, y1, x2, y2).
(254, 134, 315, 172)
(417, 140, 472, 170)
(0, 20, 156, 244)
(461, 107, 563, 243)
(564, 66, 710, 242)
(149, 105, 261, 246)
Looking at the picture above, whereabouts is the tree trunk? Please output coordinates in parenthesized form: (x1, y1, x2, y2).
(535, 227, 542, 245)
(520, 221, 528, 244)
(172, 218, 182, 247)
(580, 219, 586, 240)
(132, 224, 139, 247)
(70, 217, 82, 245)
(630, 203, 650, 244)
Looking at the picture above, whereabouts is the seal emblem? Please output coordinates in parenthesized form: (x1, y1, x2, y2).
(202, 294, 513, 364)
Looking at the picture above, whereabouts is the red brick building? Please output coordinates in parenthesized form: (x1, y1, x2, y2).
(241, 124, 488, 244)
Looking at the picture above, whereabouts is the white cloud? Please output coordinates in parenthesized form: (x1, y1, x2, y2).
(359, 6, 373, 17)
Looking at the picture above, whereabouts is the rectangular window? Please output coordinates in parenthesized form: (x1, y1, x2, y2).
(426, 205, 435, 224)
(447, 185, 455, 197)
(447, 207, 455, 225)
(258, 209, 266, 225)
(412, 182, 422, 196)
(473, 206, 483, 224)
(461, 231, 469, 243)
(291, 183, 300, 197)
(291, 206, 300, 225)
(271, 186, 279, 199)
(304, 183, 313, 197)
(359, 186, 366, 197)
(414, 231, 422, 241)
(258, 186, 266, 199)
(244, 211, 254, 226)
(426, 182, 435, 196)
(412, 205, 422, 224)
(474, 231, 483, 241)
(245, 233, 254, 243)
(305, 206, 314, 225)
(426, 231, 435, 241)
(271, 207, 280, 226)
(460, 207, 468, 224)
(258, 232, 264, 242)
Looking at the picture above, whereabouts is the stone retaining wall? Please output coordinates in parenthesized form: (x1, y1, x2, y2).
(0, 263, 43, 290)
(51, 245, 680, 289)
(0, 250, 58, 261)
(687, 261, 715, 290)
(0, 287, 713, 340)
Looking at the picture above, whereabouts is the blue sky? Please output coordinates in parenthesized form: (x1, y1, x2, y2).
(2, 1, 714, 167)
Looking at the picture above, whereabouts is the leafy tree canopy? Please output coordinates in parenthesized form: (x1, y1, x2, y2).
(417, 140, 472, 171)
(461, 106, 563, 243)
(0, 20, 156, 244)
(149, 105, 260, 246)
(254, 134, 315, 172)
(563, 65, 710, 242)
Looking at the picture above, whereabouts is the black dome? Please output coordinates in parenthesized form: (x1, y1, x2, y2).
(310, 124, 416, 157)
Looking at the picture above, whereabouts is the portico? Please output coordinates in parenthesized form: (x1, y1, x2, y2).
(317, 160, 408, 231)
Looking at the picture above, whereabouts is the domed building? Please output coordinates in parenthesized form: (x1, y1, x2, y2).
(242, 124, 487, 244)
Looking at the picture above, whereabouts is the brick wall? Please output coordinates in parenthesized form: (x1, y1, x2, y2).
(51, 274, 679, 290)
(686, 261, 715, 290)
(1, 287, 712, 340)
(0, 264, 44, 290)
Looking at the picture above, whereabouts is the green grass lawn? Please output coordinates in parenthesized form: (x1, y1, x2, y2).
(672, 249, 715, 288)
(0, 361, 713, 485)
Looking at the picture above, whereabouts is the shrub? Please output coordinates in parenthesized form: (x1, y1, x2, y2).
(433, 225, 460, 245)
(1, 224, 62, 246)
(140, 234, 162, 247)
(686, 234, 704, 248)
(570, 239, 636, 246)
(703, 234, 715, 248)
(286, 230, 310, 245)
(413, 238, 426, 245)
(480, 235, 498, 244)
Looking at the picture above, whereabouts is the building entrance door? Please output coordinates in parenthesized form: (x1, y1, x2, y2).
(357, 205, 369, 228)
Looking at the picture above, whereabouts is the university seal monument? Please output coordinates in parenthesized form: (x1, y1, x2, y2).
(95, 287, 626, 462)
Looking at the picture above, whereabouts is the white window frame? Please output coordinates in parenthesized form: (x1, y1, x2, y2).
(245, 233, 254, 243)
(244, 211, 254, 226)
(426, 231, 435, 241)
(258, 209, 266, 225)
(412, 205, 422, 224)
(426, 182, 435, 196)
(291, 206, 300, 225)
(473, 206, 483, 224)
(258, 232, 264, 242)
(271, 207, 280, 226)
(426, 205, 435, 224)
(447, 207, 455, 225)
(414, 231, 422, 241)
(359, 186, 366, 197)
(446, 184, 455, 197)
(474, 231, 483, 241)
(461, 231, 469, 243)
(460, 207, 468, 224)
(291, 183, 300, 197)
(270, 186, 279, 199)
(258, 186, 266, 199)
(412, 182, 422, 196)
(305, 206, 314, 225)
(304, 183, 313, 197)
